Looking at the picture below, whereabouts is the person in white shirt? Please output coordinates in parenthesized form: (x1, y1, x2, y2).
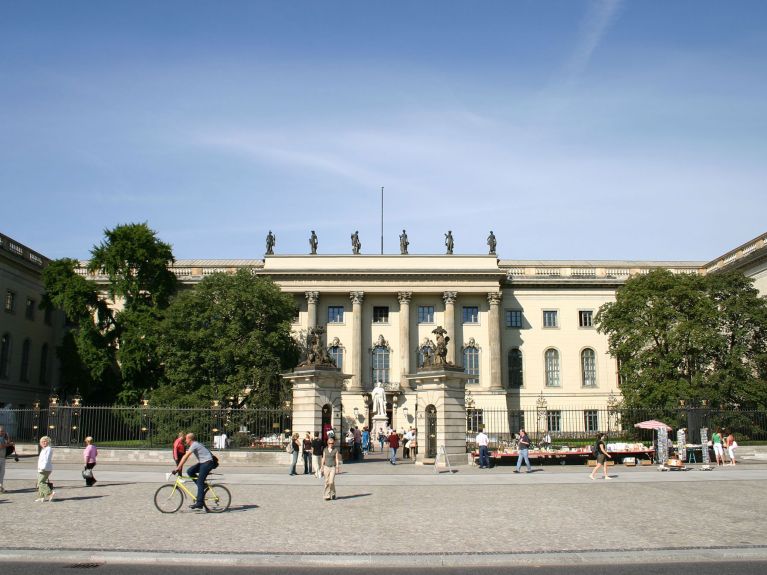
(476, 428, 490, 469)
(36, 436, 55, 502)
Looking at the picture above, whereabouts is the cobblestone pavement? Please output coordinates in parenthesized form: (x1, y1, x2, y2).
(2, 459, 767, 556)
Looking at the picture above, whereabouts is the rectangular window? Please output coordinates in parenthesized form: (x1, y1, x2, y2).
(25, 298, 35, 321)
(462, 306, 479, 324)
(584, 410, 599, 433)
(546, 410, 561, 433)
(543, 310, 558, 328)
(579, 310, 593, 328)
(505, 309, 523, 328)
(327, 306, 344, 323)
(417, 305, 434, 324)
(4, 290, 15, 313)
(466, 408, 484, 434)
(373, 306, 389, 323)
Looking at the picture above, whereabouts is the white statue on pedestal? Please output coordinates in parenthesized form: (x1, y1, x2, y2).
(372, 381, 387, 417)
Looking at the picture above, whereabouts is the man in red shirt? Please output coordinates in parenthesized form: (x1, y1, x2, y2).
(388, 430, 400, 465)
(172, 431, 186, 468)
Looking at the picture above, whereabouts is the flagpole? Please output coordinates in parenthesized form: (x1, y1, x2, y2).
(380, 186, 384, 255)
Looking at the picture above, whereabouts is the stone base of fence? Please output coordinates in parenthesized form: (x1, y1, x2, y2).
(12, 444, 291, 466)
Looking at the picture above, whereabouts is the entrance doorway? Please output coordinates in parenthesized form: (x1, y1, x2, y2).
(426, 404, 437, 458)
(321, 403, 333, 442)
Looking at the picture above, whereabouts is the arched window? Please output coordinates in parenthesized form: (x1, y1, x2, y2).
(20, 338, 31, 382)
(0, 333, 10, 379)
(463, 339, 480, 384)
(581, 348, 597, 387)
(508, 348, 523, 388)
(39, 343, 49, 386)
(371, 335, 390, 384)
(328, 344, 344, 371)
(417, 338, 435, 368)
(544, 348, 560, 387)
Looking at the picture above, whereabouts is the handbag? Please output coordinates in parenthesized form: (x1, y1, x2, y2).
(82, 467, 94, 480)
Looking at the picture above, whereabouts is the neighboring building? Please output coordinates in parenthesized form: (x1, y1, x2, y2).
(0, 233, 64, 407)
(703, 232, 767, 296)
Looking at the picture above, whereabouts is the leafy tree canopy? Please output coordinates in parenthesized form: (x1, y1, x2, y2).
(596, 269, 767, 409)
(154, 269, 300, 408)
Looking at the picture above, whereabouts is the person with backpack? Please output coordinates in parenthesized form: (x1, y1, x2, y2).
(590, 433, 612, 480)
(175, 433, 216, 510)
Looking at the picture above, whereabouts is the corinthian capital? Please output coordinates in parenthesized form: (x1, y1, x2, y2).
(349, 291, 365, 305)
(305, 291, 320, 304)
(397, 291, 412, 304)
(443, 291, 458, 305)
(487, 292, 502, 306)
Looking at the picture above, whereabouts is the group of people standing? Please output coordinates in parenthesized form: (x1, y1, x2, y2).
(712, 428, 738, 466)
(285, 431, 341, 499)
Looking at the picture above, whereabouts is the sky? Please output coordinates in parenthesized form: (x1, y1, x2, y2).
(1, 1, 766, 262)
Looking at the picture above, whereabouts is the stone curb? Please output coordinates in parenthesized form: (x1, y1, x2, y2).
(2, 546, 767, 567)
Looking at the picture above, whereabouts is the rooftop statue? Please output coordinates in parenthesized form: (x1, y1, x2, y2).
(309, 230, 318, 255)
(265, 230, 276, 255)
(351, 231, 361, 255)
(445, 231, 454, 255)
(487, 230, 497, 255)
(399, 229, 409, 255)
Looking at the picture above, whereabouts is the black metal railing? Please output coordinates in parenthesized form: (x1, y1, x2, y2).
(0, 406, 291, 449)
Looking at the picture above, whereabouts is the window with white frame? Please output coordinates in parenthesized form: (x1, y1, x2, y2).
(417, 305, 434, 323)
(544, 348, 560, 387)
(372, 345, 390, 383)
(4, 291, 15, 313)
(508, 348, 523, 388)
(25, 298, 35, 321)
(467, 408, 484, 433)
(328, 344, 344, 370)
(505, 309, 523, 328)
(0, 333, 10, 379)
(579, 310, 593, 328)
(546, 410, 561, 432)
(327, 306, 344, 323)
(373, 306, 389, 323)
(584, 410, 599, 433)
(462, 306, 479, 324)
(581, 348, 597, 387)
(543, 310, 558, 328)
(463, 342, 480, 384)
(417, 343, 434, 368)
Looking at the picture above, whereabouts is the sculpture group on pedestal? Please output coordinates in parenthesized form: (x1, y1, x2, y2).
(298, 326, 335, 367)
(421, 325, 452, 368)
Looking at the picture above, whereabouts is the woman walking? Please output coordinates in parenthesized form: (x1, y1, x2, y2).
(288, 432, 300, 476)
(590, 433, 612, 480)
(321, 435, 341, 500)
(302, 432, 313, 475)
(726, 430, 738, 465)
(36, 436, 55, 502)
(83, 436, 98, 486)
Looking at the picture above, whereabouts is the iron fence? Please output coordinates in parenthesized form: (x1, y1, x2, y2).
(465, 406, 767, 450)
(0, 405, 291, 449)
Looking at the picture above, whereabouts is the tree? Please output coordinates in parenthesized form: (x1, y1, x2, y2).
(42, 224, 177, 403)
(596, 269, 767, 409)
(154, 269, 300, 407)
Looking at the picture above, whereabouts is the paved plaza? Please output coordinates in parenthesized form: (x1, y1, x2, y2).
(2, 456, 767, 566)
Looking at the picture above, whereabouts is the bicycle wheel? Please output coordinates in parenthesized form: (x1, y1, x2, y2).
(154, 484, 184, 513)
(203, 484, 231, 513)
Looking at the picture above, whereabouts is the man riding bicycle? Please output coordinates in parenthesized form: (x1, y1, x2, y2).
(175, 432, 214, 510)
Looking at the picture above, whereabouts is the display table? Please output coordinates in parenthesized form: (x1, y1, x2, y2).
(471, 446, 655, 465)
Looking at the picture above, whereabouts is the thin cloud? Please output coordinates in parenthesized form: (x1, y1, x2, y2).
(562, 0, 624, 86)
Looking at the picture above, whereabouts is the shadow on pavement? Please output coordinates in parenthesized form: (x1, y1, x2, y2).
(54, 495, 105, 502)
(227, 504, 260, 513)
(334, 493, 372, 500)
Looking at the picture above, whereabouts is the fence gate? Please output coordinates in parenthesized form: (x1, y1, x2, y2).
(426, 405, 437, 458)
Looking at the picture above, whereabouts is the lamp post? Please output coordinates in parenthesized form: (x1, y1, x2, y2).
(140, 395, 151, 447)
(32, 398, 41, 443)
(211, 399, 222, 446)
(71, 390, 82, 446)
(607, 391, 620, 436)
(48, 392, 59, 444)
(536, 392, 547, 445)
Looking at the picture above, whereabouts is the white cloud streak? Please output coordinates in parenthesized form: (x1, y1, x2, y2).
(562, 0, 624, 86)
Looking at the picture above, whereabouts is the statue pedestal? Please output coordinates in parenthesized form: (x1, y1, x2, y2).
(282, 366, 350, 437)
(406, 366, 470, 466)
(371, 414, 389, 438)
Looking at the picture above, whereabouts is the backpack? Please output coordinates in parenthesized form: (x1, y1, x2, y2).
(211, 454, 220, 469)
(286, 442, 294, 454)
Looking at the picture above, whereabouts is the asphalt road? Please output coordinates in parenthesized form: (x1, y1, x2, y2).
(3, 562, 767, 575)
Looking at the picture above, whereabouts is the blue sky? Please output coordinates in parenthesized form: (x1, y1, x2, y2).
(1, 1, 765, 261)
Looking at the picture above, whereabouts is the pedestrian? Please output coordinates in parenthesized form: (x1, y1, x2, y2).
(590, 433, 612, 480)
(476, 427, 490, 469)
(175, 432, 216, 510)
(172, 431, 186, 468)
(0, 424, 18, 462)
(321, 435, 341, 501)
(712, 428, 725, 466)
(311, 431, 323, 478)
(0, 425, 7, 493)
(288, 432, 300, 475)
(378, 430, 386, 452)
(514, 428, 532, 473)
(402, 428, 413, 460)
(35, 436, 55, 502)
(302, 432, 313, 475)
(82, 436, 98, 487)
(353, 426, 362, 461)
(361, 426, 370, 456)
(388, 429, 400, 465)
(409, 429, 418, 461)
(725, 430, 737, 465)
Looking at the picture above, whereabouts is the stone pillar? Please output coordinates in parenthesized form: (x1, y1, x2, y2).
(283, 366, 348, 441)
(349, 291, 365, 391)
(487, 291, 503, 390)
(398, 292, 412, 383)
(305, 291, 319, 330)
(443, 291, 457, 364)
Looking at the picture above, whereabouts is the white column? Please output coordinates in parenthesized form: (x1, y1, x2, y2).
(349, 291, 365, 391)
(443, 291, 457, 364)
(305, 291, 319, 330)
(487, 292, 503, 390)
(398, 292, 412, 380)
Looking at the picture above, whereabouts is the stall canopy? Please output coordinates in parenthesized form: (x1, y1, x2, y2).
(634, 420, 672, 431)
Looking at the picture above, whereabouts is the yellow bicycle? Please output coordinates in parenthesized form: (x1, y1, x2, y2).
(154, 470, 231, 513)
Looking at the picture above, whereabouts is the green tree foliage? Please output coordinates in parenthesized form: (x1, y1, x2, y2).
(154, 269, 300, 408)
(42, 224, 177, 403)
(596, 269, 767, 409)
